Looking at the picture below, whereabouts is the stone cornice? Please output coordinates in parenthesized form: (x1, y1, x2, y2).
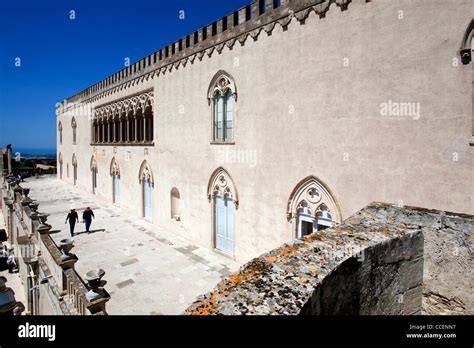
(57, 0, 367, 114)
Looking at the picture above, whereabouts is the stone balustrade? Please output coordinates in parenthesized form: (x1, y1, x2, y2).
(1, 175, 110, 315)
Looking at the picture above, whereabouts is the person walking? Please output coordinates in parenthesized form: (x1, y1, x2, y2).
(65, 209, 79, 237)
(82, 207, 95, 234)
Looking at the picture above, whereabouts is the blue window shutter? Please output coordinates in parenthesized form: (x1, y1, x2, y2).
(144, 180, 152, 221)
(215, 95, 223, 140)
(114, 175, 120, 203)
(215, 194, 226, 251)
(224, 92, 233, 141)
(225, 197, 234, 254)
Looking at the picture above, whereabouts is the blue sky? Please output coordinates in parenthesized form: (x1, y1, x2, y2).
(0, 0, 249, 152)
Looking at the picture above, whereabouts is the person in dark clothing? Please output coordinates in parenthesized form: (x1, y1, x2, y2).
(82, 207, 95, 234)
(65, 209, 79, 236)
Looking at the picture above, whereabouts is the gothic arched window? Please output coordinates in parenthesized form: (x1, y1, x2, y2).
(287, 176, 341, 239)
(208, 71, 237, 143)
(71, 117, 77, 145)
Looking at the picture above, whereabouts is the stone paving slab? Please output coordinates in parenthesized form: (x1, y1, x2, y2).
(22, 175, 241, 314)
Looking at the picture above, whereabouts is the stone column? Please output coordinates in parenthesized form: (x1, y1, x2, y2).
(134, 116, 138, 142)
(126, 118, 130, 143)
(143, 116, 147, 142)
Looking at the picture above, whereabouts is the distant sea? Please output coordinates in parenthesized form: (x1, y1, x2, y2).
(12, 147, 56, 159)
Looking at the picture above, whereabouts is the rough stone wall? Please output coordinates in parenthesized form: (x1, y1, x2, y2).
(363, 204, 474, 314)
(302, 234, 424, 315)
(185, 203, 426, 315)
(185, 203, 473, 315)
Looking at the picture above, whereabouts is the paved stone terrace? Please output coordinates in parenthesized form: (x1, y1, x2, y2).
(22, 175, 240, 315)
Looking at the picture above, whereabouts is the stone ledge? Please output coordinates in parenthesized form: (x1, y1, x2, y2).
(185, 202, 473, 315)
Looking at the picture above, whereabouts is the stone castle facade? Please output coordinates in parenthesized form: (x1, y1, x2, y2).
(56, 0, 474, 263)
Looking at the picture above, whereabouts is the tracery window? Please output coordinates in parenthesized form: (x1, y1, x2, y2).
(287, 176, 341, 239)
(208, 71, 237, 143)
(92, 90, 154, 145)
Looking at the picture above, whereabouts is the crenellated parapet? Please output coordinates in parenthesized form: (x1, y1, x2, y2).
(56, 0, 369, 112)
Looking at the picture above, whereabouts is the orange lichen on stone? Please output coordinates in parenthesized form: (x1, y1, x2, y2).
(281, 245, 298, 258)
(189, 293, 221, 315)
(309, 267, 318, 275)
(229, 272, 253, 285)
(265, 256, 278, 263)
(335, 229, 352, 233)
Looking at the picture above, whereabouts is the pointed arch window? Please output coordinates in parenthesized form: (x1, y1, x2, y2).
(71, 117, 77, 145)
(287, 176, 341, 239)
(208, 71, 237, 143)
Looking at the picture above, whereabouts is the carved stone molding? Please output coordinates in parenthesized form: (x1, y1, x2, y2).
(207, 167, 239, 208)
(138, 160, 154, 186)
(286, 175, 341, 224)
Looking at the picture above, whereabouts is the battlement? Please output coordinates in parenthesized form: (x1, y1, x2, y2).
(58, 0, 356, 109)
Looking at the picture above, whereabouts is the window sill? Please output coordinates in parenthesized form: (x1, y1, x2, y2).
(210, 140, 235, 145)
(90, 142, 155, 147)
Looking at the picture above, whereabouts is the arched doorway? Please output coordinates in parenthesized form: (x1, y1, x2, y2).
(90, 155, 98, 194)
(72, 154, 77, 186)
(207, 167, 239, 256)
(58, 152, 63, 179)
(139, 160, 154, 222)
(110, 157, 120, 205)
